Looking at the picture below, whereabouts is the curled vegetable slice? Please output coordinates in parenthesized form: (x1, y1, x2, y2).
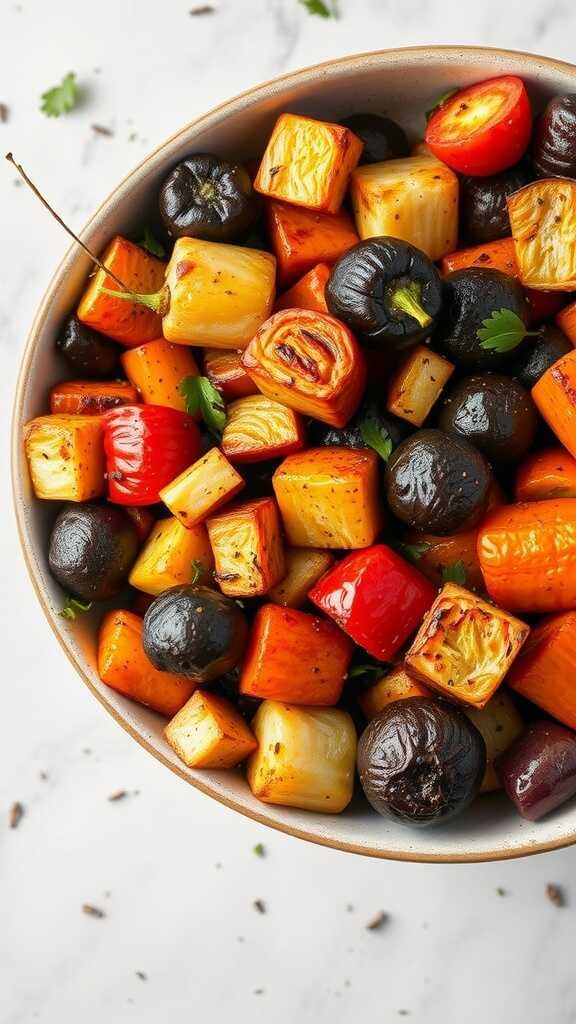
(241, 308, 366, 427)
(222, 395, 305, 463)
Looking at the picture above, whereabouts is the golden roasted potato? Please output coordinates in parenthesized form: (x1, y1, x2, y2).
(267, 547, 335, 608)
(129, 516, 214, 595)
(386, 345, 454, 427)
(358, 666, 431, 720)
(464, 691, 524, 793)
(24, 414, 105, 501)
(404, 583, 529, 708)
(159, 448, 245, 527)
(508, 179, 576, 290)
(206, 497, 285, 597)
(165, 690, 258, 769)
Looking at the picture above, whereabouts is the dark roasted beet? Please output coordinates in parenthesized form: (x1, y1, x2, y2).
(339, 113, 409, 164)
(48, 503, 139, 602)
(460, 163, 533, 244)
(56, 316, 120, 379)
(510, 323, 572, 389)
(497, 720, 576, 820)
(532, 95, 576, 179)
(438, 373, 537, 465)
(159, 154, 259, 241)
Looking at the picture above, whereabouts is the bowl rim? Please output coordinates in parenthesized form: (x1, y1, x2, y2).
(12, 44, 576, 863)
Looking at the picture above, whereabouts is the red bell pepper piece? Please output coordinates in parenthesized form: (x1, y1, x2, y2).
(309, 544, 436, 661)
(103, 405, 201, 506)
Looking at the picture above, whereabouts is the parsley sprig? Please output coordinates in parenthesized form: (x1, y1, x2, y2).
(359, 414, 393, 463)
(41, 73, 79, 118)
(180, 375, 226, 434)
(477, 308, 539, 354)
(60, 595, 92, 621)
(299, 0, 337, 17)
(134, 226, 166, 259)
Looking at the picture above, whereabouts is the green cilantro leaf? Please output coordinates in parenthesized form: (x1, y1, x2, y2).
(359, 415, 393, 463)
(389, 538, 431, 564)
(477, 308, 538, 353)
(135, 226, 166, 259)
(425, 87, 459, 122)
(60, 595, 92, 621)
(179, 375, 226, 434)
(40, 73, 79, 118)
(298, 0, 336, 17)
(442, 560, 467, 586)
(253, 843, 265, 858)
(348, 660, 388, 680)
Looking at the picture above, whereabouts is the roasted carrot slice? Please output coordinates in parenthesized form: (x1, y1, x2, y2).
(507, 611, 576, 730)
(478, 498, 576, 613)
(532, 349, 576, 459)
(203, 348, 258, 400)
(207, 497, 285, 597)
(221, 395, 305, 463)
(121, 337, 199, 412)
(77, 236, 166, 346)
(275, 263, 331, 314)
(49, 380, 139, 416)
(515, 447, 576, 501)
(556, 300, 576, 345)
(159, 448, 245, 527)
(98, 609, 195, 716)
(266, 200, 359, 286)
(24, 414, 105, 501)
(164, 689, 257, 768)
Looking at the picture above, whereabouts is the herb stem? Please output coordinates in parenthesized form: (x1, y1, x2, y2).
(389, 282, 432, 330)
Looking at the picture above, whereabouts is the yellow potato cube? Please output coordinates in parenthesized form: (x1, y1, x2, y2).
(358, 666, 431, 720)
(465, 691, 524, 793)
(508, 179, 576, 290)
(268, 547, 335, 608)
(159, 448, 245, 528)
(207, 497, 285, 597)
(247, 700, 357, 813)
(351, 155, 459, 260)
(129, 516, 214, 596)
(165, 690, 258, 769)
(254, 113, 363, 214)
(162, 238, 276, 348)
(24, 414, 105, 501)
(387, 345, 454, 427)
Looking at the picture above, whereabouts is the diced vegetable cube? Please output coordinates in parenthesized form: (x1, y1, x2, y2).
(255, 113, 363, 214)
(275, 263, 330, 314)
(207, 497, 285, 597)
(240, 604, 353, 705)
(268, 546, 334, 608)
(77, 235, 166, 346)
(159, 448, 244, 527)
(310, 544, 436, 661)
(350, 155, 459, 261)
(532, 350, 576, 460)
(266, 201, 359, 286)
(404, 583, 529, 708)
(515, 447, 576, 501)
(506, 611, 576, 730)
(121, 337, 200, 412)
(273, 447, 382, 549)
(24, 414, 105, 501)
(129, 516, 214, 595)
(164, 689, 257, 769)
(358, 666, 431, 720)
(247, 700, 357, 813)
(49, 380, 139, 415)
(464, 691, 524, 793)
(507, 179, 576, 290)
(222, 395, 305, 463)
(162, 238, 276, 348)
(98, 609, 195, 716)
(386, 345, 454, 427)
(204, 348, 258, 400)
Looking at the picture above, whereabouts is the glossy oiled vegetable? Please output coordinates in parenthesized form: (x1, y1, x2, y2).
(254, 112, 363, 213)
(357, 698, 486, 826)
(48, 503, 139, 602)
(272, 447, 382, 549)
(121, 337, 200, 412)
(267, 547, 334, 608)
(387, 345, 454, 426)
(206, 497, 285, 597)
(507, 178, 576, 290)
(510, 323, 571, 388)
(556, 299, 576, 346)
(385, 429, 492, 535)
(159, 447, 244, 527)
(326, 237, 443, 351)
(98, 609, 196, 716)
(159, 154, 258, 241)
(459, 163, 533, 244)
(143, 585, 247, 681)
(531, 95, 576, 179)
(242, 309, 366, 428)
(404, 583, 529, 708)
(497, 720, 576, 820)
(203, 348, 258, 400)
(266, 201, 359, 286)
(515, 447, 576, 501)
(439, 373, 537, 465)
(275, 263, 330, 314)
(311, 394, 408, 454)
(239, 603, 353, 705)
(247, 701, 357, 813)
(532, 349, 576, 459)
(57, 316, 120, 379)
(49, 380, 139, 416)
(24, 414, 105, 502)
(477, 499, 576, 613)
(340, 113, 409, 164)
(358, 666, 430, 720)
(464, 691, 524, 793)
(350, 155, 459, 261)
(401, 526, 486, 593)
(129, 516, 214, 596)
(506, 611, 576, 730)
(165, 689, 257, 769)
(77, 235, 166, 346)
(221, 395, 305, 463)
(309, 544, 436, 661)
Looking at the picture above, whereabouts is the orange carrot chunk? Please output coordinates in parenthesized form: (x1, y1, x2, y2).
(532, 349, 576, 459)
(49, 380, 139, 416)
(275, 263, 331, 314)
(515, 447, 576, 501)
(266, 200, 359, 286)
(507, 611, 576, 730)
(121, 337, 200, 412)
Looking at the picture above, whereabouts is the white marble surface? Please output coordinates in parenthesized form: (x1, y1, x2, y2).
(3, 3, 576, 1021)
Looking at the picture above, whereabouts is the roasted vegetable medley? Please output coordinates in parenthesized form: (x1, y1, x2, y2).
(25, 75, 576, 828)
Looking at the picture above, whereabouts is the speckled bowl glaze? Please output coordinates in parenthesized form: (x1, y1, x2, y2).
(12, 46, 576, 862)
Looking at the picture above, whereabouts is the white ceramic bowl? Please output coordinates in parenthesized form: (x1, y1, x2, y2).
(13, 46, 576, 862)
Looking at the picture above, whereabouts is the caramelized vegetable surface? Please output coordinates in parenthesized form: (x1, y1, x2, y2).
(129, 516, 214, 595)
(464, 691, 524, 793)
(507, 178, 576, 290)
(266, 201, 359, 286)
(276, 263, 330, 314)
(358, 666, 431, 720)
(515, 447, 576, 501)
(532, 349, 576, 459)
(24, 414, 105, 502)
(207, 497, 285, 597)
(203, 348, 258, 400)
(159, 448, 244, 527)
(507, 611, 576, 730)
(386, 345, 454, 426)
(222, 395, 305, 463)
(268, 547, 335, 608)
(121, 337, 200, 411)
(165, 689, 257, 768)
(50, 380, 139, 416)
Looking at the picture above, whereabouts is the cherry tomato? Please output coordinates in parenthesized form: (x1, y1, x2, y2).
(103, 404, 201, 506)
(425, 76, 532, 176)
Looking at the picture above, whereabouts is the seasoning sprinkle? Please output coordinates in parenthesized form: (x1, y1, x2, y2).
(91, 123, 113, 137)
(546, 883, 566, 908)
(365, 910, 388, 931)
(82, 903, 106, 918)
(189, 3, 215, 12)
(253, 898, 266, 914)
(0, 103, 9, 123)
(253, 842, 265, 858)
(9, 801, 25, 829)
(135, 971, 147, 981)
(108, 789, 127, 802)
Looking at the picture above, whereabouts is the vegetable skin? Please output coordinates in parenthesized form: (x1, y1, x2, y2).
(275, 263, 330, 314)
(358, 666, 431, 720)
(49, 380, 139, 416)
(203, 348, 258, 400)
(506, 611, 576, 730)
(515, 447, 576, 502)
(464, 691, 524, 793)
(507, 178, 576, 290)
(532, 349, 576, 460)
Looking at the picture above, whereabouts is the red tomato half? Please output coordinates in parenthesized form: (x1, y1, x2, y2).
(103, 404, 201, 506)
(425, 76, 532, 176)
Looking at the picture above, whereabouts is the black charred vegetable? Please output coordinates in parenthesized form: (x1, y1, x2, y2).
(310, 394, 409, 452)
(532, 95, 576, 179)
(357, 697, 486, 826)
(510, 323, 572, 388)
(159, 154, 259, 242)
(385, 428, 492, 534)
(460, 163, 533, 244)
(326, 237, 443, 351)
(48, 504, 139, 602)
(439, 373, 537, 465)
(339, 113, 410, 164)
(56, 316, 120, 379)
(433, 268, 528, 370)
(143, 585, 248, 682)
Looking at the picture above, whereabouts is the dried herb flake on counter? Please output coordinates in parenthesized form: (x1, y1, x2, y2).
(9, 801, 25, 829)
